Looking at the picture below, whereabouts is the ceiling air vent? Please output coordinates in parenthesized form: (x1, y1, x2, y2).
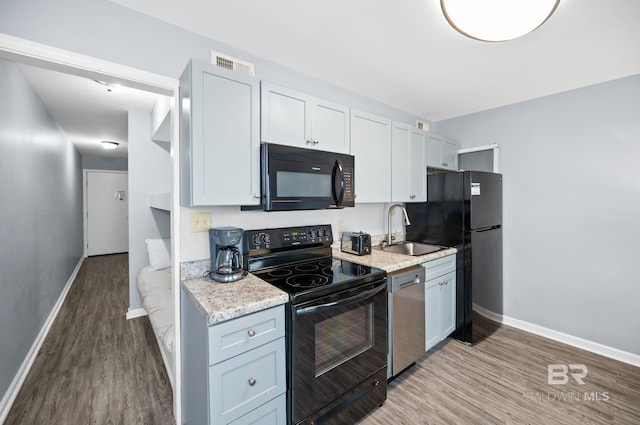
(416, 120, 430, 131)
(211, 51, 255, 77)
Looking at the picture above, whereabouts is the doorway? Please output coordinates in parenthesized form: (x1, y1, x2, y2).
(85, 170, 129, 256)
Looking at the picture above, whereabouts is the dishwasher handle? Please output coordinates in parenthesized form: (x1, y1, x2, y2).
(389, 265, 425, 292)
(398, 278, 422, 289)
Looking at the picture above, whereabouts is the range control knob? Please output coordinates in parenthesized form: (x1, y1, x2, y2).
(251, 233, 261, 246)
(261, 233, 271, 244)
(308, 229, 317, 239)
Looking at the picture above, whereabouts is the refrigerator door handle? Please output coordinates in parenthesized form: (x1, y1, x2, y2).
(474, 225, 501, 233)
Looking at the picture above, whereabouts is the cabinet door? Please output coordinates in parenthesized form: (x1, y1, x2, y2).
(210, 338, 286, 424)
(424, 279, 441, 352)
(409, 127, 427, 201)
(229, 394, 286, 425)
(351, 109, 392, 203)
(391, 122, 411, 202)
(180, 60, 260, 206)
(260, 82, 310, 147)
(440, 271, 456, 338)
(426, 134, 443, 168)
(311, 98, 350, 153)
(442, 137, 459, 170)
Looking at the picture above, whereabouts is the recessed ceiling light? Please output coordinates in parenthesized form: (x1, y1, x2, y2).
(101, 141, 119, 150)
(441, 0, 560, 42)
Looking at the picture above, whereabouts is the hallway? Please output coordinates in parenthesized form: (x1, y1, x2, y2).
(5, 254, 174, 424)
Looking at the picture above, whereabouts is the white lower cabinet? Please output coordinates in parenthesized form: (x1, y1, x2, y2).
(422, 255, 456, 352)
(181, 291, 286, 425)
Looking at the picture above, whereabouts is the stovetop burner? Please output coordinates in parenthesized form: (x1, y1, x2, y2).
(252, 256, 385, 301)
(245, 225, 386, 303)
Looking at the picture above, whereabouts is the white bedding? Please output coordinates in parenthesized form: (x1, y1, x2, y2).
(137, 266, 174, 354)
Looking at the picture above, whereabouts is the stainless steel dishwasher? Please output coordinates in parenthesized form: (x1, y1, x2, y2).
(388, 265, 426, 378)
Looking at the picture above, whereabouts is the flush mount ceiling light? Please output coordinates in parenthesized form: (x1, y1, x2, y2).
(441, 0, 560, 42)
(101, 141, 119, 150)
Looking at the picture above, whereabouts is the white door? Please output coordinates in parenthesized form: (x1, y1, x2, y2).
(86, 171, 129, 256)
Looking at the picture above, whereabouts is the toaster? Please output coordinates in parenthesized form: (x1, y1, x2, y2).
(340, 231, 372, 256)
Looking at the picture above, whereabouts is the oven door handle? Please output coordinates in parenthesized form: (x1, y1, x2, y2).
(295, 282, 386, 316)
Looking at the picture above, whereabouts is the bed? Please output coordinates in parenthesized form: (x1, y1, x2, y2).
(137, 238, 174, 388)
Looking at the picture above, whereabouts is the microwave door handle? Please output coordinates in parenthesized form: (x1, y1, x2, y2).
(332, 159, 345, 206)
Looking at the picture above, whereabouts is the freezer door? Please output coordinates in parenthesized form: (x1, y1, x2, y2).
(466, 171, 502, 230)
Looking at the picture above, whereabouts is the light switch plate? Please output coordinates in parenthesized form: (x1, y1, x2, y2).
(190, 212, 211, 233)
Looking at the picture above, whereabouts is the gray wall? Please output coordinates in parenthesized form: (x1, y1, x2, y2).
(82, 154, 128, 171)
(435, 75, 640, 355)
(0, 59, 84, 399)
(128, 111, 171, 312)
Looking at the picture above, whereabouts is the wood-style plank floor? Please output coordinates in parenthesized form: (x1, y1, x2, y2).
(361, 314, 640, 425)
(5, 254, 174, 425)
(6, 253, 639, 424)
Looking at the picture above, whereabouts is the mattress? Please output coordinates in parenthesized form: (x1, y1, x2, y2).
(137, 266, 174, 353)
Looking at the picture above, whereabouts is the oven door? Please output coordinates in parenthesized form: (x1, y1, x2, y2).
(290, 278, 387, 424)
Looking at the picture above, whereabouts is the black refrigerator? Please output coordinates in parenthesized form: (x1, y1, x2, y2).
(406, 171, 502, 344)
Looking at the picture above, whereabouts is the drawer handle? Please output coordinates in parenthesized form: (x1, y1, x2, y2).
(248, 377, 256, 387)
(247, 329, 256, 337)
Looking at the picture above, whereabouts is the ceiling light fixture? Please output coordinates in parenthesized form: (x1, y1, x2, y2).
(94, 79, 117, 92)
(101, 141, 119, 150)
(441, 0, 560, 42)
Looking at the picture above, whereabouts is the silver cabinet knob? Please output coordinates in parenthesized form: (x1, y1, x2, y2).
(248, 377, 256, 386)
(409, 194, 416, 199)
(253, 193, 261, 198)
(247, 329, 256, 337)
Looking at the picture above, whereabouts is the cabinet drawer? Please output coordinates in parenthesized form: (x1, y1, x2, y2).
(209, 305, 285, 365)
(210, 338, 286, 424)
(423, 254, 456, 281)
(229, 393, 286, 425)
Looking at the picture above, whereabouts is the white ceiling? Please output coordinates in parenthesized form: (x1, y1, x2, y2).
(110, 0, 640, 121)
(18, 64, 160, 158)
(17, 1, 640, 158)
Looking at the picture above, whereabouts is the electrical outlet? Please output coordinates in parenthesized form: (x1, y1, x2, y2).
(190, 212, 211, 233)
(337, 220, 344, 233)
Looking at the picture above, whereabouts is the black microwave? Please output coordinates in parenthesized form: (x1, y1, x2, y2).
(255, 143, 355, 211)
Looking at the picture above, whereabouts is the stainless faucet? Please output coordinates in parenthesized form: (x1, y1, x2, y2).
(386, 204, 411, 246)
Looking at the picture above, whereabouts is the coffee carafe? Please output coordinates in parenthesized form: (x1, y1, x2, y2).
(209, 227, 247, 283)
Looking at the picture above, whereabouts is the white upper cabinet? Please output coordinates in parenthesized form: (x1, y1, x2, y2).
(261, 82, 350, 154)
(392, 122, 427, 203)
(179, 59, 260, 206)
(351, 109, 392, 203)
(427, 133, 459, 171)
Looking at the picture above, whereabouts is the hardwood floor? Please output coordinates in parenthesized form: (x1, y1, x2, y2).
(7, 254, 639, 424)
(5, 254, 174, 425)
(361, 313, 640, 425)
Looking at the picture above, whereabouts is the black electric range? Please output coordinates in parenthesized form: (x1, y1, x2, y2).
(244, 225, 388, 425)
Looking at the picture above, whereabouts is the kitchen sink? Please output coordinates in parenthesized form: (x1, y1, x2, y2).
(378, 241, 448, 256)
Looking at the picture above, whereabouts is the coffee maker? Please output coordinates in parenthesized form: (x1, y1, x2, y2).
(209, 227, 247, 283)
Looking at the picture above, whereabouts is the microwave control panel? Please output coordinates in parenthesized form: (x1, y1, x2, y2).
(342, 168, 354, 202)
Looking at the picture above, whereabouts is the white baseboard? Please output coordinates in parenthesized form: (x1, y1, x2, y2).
(0, 256, 85, 424)
(472, 303, 640, 367)
(126, 308, 148, 320)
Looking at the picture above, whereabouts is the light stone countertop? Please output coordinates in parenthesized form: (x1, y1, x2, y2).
(332, 246, 457, 272)
(181, 274, 289, 326)
(181, 244, 457, 325)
